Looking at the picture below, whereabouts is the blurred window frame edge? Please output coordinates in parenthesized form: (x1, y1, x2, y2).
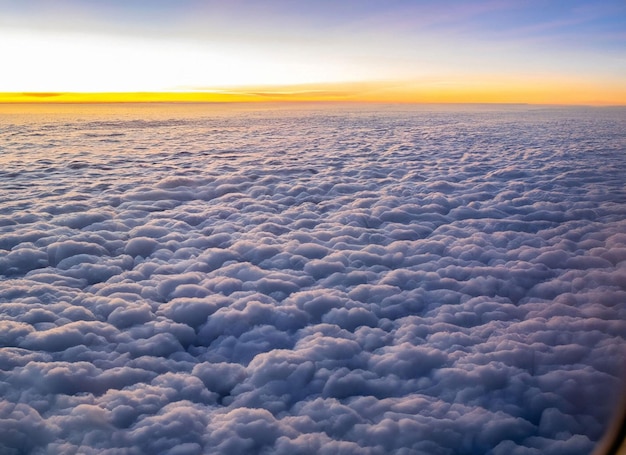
(594, 392, 626, 455)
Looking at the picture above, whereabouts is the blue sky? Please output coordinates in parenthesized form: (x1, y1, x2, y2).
(0, 0, 624, 103)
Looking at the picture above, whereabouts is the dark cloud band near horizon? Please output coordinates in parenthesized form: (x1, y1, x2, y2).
(0, 104, 625, 454)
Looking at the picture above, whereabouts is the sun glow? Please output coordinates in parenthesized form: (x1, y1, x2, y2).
(0, 29, 362, 94)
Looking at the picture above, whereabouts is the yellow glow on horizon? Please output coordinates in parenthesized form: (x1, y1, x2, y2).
(0, 92, 269, 104)
(356, 77, 626, 106)
(1, 76, 624, 106)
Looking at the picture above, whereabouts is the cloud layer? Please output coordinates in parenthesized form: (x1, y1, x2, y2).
(1, 105, 625, 454)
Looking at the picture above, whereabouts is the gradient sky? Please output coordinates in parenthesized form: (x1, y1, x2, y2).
(1, 0, 625, 104)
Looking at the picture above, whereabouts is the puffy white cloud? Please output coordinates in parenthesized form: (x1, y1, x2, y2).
(0, 105, 624, 453)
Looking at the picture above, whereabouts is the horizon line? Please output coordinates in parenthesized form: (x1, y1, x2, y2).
(0, 92, 624, 107)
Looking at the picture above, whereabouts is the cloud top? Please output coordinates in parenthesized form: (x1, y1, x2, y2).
(0, 105, 625, 453)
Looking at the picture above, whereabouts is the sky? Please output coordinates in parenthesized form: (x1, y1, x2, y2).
(0, 0, 625, 104)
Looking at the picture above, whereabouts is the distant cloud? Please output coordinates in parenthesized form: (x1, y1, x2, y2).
(20, 92, 62, 98)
